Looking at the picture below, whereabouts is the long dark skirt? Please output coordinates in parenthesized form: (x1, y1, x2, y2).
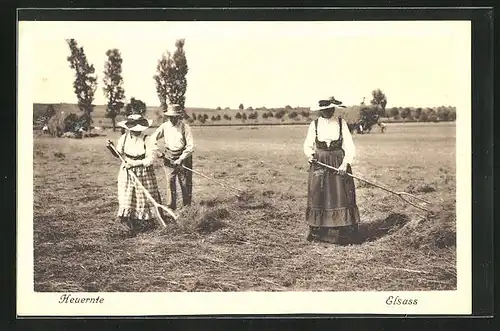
(306, 148, 361, 243)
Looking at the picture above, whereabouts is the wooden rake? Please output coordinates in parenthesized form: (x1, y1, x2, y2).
(106, 140, 179, 228)
(160, 154, 244, 198)
(314, 160, 433, 213)
(181, 165, 244, 198)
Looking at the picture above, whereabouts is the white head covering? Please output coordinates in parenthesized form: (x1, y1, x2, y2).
(117, 114, 153, 132)
(310, 97, 347, 112)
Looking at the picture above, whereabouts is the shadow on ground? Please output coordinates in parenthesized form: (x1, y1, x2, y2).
(337, 213, 412, 245)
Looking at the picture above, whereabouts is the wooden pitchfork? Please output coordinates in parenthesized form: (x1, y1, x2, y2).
(314, 160, 433, 213)
(106, 140, 179, 227)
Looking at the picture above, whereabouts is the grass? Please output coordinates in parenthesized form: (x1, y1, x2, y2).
(33, 121, 456, 292)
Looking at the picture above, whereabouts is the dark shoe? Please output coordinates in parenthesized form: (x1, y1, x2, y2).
(120, 217, 135, 232)
(110, 217, 133, 239)
(305, 226, 318, 242)
(143, 220, 157, 232)
(128, 218, 143, 236)
(305, 232, 313, 242)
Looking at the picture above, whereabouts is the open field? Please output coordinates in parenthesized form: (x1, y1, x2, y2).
(33, 122, 456, 292)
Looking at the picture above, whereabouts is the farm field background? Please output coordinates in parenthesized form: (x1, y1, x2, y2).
(33, 103, 316, 127)
(32, 121, 457, 292)
(33, 102, 454, 129)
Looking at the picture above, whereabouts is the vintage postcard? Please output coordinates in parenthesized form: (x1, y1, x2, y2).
(17, 16, 471, 316)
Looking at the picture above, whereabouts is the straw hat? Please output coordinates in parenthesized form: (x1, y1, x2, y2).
(310, 97, 347, 111)
(117, 114, 153, 132)
(163, 104, 184, 117)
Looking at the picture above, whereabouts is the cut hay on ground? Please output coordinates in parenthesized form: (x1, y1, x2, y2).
(33, 123, 457, 292)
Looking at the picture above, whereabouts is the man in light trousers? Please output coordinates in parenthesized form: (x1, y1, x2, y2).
(151, 104, 194, 211)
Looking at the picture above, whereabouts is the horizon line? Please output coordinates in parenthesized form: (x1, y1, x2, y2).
(31, 101, 458, 109)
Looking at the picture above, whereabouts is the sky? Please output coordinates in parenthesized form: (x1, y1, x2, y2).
(19, 21, 470, 109)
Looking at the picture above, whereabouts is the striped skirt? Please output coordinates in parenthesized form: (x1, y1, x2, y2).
(117, 165, 162, 221)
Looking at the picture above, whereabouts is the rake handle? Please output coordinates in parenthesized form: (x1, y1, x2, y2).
(314, 161, 391, 192)
(107, 140, 178, 226)
(181, 165, 243, 196)
(314, 160, 431, 213)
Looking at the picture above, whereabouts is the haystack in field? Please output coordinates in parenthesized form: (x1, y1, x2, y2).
(47, 109, 89, 137)
(338, 105, 362, 125)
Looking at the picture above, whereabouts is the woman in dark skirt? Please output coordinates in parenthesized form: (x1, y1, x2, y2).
(303, 97, 361, 244)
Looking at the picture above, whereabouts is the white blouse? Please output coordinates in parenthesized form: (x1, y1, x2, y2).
(150, 120, 194, 161)
(116, 132, 157, 167)
(303, 116, 356, 165)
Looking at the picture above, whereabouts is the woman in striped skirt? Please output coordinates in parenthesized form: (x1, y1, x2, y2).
(113, 114, 162, 236)
(303, 97, 361, 244)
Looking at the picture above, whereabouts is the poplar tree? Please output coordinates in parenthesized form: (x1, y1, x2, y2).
(103, 48, 125, 131)
(66, 39, 97, 128)
(153, 39, 189, 115)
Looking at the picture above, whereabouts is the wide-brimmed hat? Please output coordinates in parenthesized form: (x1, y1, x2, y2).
(117, 114, 153, 132)
(310, 97, 347, 111)
(163, 104, 184, 117)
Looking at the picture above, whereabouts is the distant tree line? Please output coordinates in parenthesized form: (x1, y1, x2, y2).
(38, 48, 458, 133)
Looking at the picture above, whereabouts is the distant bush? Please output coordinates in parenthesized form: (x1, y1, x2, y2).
(246, 107, 253, 111)
(199, 116, 206, 123)
(216, 107, 222, 110)
(288, 111, 298, 119)
(400, 108, 411, 121)
(285, 105, 292, 110)
(300, 110, 310, 118)
(410, 108, 421, 120)
(204, 114, 209, 120)
(437, 106, 451, 121)
(428, 113, 439, 122)
(262, 113, 268, 119)
(419, 112, 428, 122)
(125, 97, 147, 116)
(267, 111, 274, 118)
(241, 113, 247, 120)
(275, 110, 285, 119)
(248, 111, 258, 120)
(448, 109, 456, 121)
(389, 107, 399, 118)
(235, 112, 242, 119)
(239, 103, 244, 110)
(215, 114, 221, 121)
